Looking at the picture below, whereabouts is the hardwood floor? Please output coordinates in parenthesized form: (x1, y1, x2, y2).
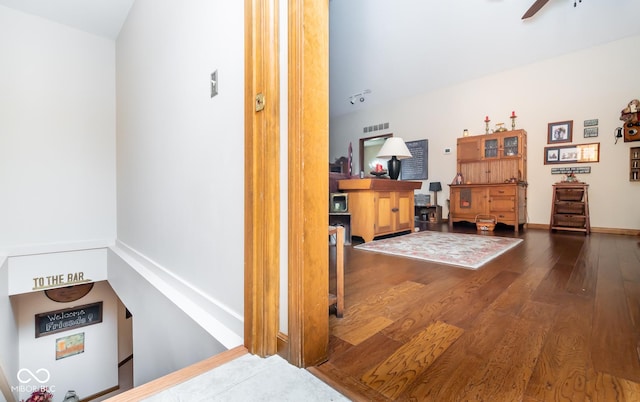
(312, 223, 640, 401)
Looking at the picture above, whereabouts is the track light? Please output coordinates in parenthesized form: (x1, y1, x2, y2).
(348, 89, 372, 105)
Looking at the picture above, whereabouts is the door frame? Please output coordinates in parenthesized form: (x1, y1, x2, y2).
(244, 0, 329, 366)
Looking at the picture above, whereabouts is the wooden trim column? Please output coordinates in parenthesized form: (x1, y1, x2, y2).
(244, 0, 280, 357)
(287, 0, 330, 367)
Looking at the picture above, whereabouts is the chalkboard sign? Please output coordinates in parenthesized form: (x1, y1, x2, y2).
(401, 139, 428, 180)
(35, 301, 103, 338)
(551, 167, 591, 174)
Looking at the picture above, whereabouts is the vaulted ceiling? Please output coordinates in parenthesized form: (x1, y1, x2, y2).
(2, 0, 639, 119)
(0, 0, 134, 39)
(329, 0, 640, 117)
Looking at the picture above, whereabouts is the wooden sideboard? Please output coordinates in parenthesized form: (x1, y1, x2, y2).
(449, 183, 527, 233)
(338, 178, 422, 242)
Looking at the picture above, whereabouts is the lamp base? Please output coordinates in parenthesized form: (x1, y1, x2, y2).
(387, 157, 401, 180)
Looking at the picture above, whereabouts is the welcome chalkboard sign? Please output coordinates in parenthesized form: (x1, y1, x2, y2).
(35, 301, 103, 338)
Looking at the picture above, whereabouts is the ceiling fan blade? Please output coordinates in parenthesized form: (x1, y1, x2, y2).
(522, 0, 550, 19)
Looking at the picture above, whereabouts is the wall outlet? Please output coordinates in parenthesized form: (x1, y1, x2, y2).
(443, 147, 452, 155)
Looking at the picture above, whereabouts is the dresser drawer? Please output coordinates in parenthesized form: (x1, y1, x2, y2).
(554, 214, 586, 228)
(556, 188, 584, 201)
(555, 201, 584, 214)
(493, 211, 516, 222)
(489, 186, 516, 196)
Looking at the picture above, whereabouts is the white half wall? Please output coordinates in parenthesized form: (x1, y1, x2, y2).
(330, 34, 640, 231)
(107, 249, 227, 386)
(0, 5, 116, 252)
(115, 0, 245, 343)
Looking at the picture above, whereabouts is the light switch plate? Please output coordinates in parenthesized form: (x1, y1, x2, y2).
(211, 70, 218, 98)
(444, 147, 452, 155)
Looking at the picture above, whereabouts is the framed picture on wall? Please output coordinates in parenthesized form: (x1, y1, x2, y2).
(544, 143, 600, 164)
(56, 332, 85, 360)
(548, 120, 573, 144)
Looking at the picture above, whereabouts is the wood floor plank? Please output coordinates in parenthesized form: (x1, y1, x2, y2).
(587, 372, 640, 401)
(591, 236, 640, 382)
(361, 320, 464, 400)
(455, 300, 557, 402)
(524, 297, 591, 402)
(400, 309, 510, 400)
(309, 362, 390, 402)
(329, 332, 403, 378)
(330, 281, 429, 345)
(381, 269, 517, 344)
(332, 315, 394, 346)
(624, 281, 640, 333)
(566, 234, 599, 297)
(616, 235, 640, 283)
(440, 270, 521, 329)
(489, 261, 554, 318)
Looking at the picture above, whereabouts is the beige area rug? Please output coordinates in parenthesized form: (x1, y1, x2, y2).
(354, 230, 523, 269)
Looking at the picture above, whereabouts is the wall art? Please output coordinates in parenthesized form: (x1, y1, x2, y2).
(548, 120, 573, 144)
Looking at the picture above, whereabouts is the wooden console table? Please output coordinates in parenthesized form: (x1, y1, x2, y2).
(338, 178, 422, 242)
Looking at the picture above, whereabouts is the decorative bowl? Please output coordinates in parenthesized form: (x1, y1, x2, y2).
(370, 170, 388, 177)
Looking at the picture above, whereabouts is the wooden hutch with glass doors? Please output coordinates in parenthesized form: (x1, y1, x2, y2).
(449, 129, 527, 232)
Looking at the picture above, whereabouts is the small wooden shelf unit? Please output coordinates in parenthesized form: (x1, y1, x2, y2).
(631, 147, 640, 181)
(550, 182, 590, 235)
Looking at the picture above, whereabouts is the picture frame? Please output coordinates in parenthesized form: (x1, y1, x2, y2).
(544, 142, 600, 165)
(548, 120, 573, 144)
(56, 332, 85, 360)
(584, 127, 598, 138)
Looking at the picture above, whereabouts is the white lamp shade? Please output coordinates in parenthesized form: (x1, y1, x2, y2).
(376, 137, 413, 160)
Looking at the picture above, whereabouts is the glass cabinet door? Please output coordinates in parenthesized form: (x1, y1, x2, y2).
(484, 138, 498, 158)
(503, 136, 519, 157)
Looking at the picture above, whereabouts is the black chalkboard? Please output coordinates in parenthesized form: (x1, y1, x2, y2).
(401, 139, 428, 180)
(35, 301, 103, 338)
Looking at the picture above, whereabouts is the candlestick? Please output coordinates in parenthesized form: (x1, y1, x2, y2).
(510, 113, 518, 130)
(484, 116, 490, 134)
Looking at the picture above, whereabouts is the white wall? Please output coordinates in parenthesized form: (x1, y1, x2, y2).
(107, 250, 226, 386)
(0, 257, 18, 402)
(115, 0, 245, 345)
(13, 281, 118, 402)
(330, 35, 640, 231)
(0, 5, 116, 252)
(116, 298, 133, 364)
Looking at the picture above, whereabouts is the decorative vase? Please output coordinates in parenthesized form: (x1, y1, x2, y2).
(62, 391, 80, 402)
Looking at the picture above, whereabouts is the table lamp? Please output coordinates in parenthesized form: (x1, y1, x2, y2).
(376, 137, 413, 180)
(429, 181, 442, 206)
